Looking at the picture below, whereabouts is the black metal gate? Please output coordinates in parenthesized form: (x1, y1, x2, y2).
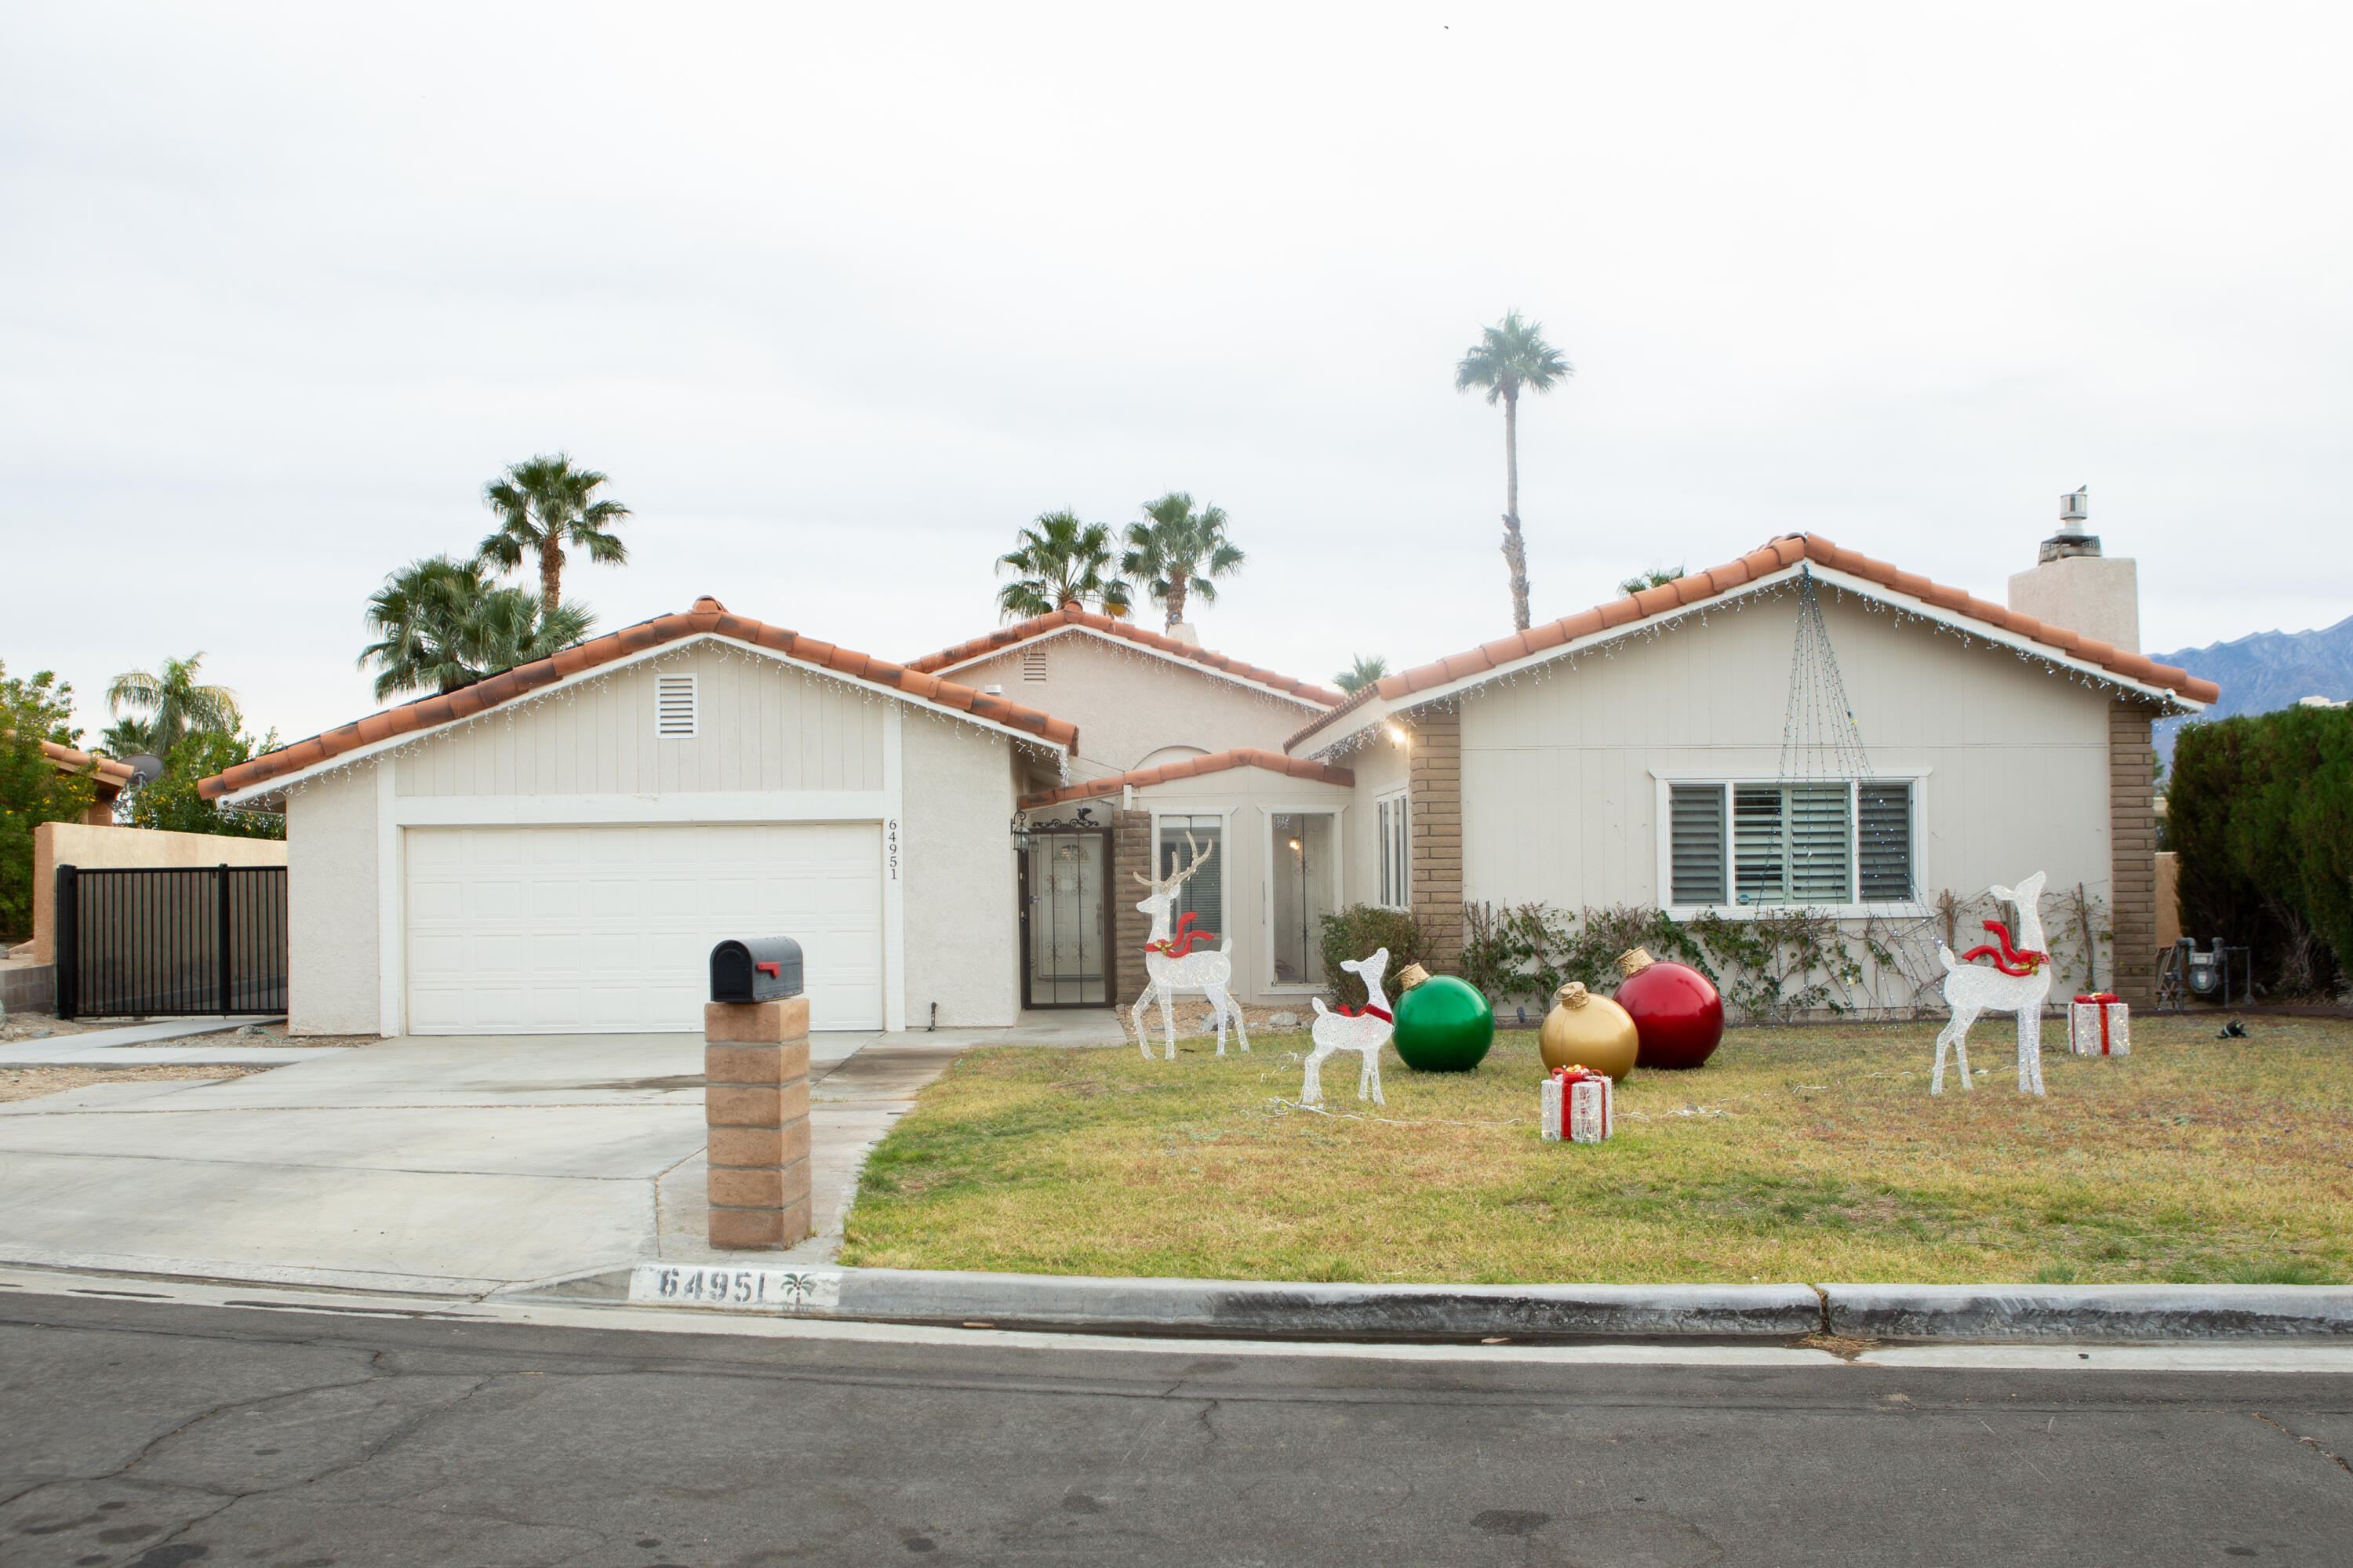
(54, 863, 289, 1019)
(1017, 828, 1111, 1009)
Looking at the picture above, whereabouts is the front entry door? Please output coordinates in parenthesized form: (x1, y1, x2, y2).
(1020, 828, 1110, 1008)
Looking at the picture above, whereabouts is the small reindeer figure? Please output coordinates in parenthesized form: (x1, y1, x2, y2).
(1302, 948, 1391, 1107)
(1129, 831, 1249, 1060)
(1933, 871, 2053, 1097)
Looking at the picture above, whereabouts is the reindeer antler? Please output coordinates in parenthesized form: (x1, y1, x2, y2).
(1167, 831, 1214, 888)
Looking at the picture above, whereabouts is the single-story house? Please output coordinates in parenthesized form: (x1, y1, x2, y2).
(205, 531, 2214, 1035)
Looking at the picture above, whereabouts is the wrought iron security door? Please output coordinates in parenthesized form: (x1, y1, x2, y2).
(1019, 827, 1110, 1008)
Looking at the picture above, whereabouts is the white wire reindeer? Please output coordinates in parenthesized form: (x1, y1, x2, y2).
(1302, 948, 1392, 1107)
(1129, 831, 1249, 1060)
(1933, 871, 2053, 1097)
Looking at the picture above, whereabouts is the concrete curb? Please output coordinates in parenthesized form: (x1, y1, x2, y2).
(1824, 1283, 2353, 1341)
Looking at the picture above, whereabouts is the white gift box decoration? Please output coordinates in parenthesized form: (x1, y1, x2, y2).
(1540, 1067, 1613, 1144)
(2068, 993, 2130, 1057)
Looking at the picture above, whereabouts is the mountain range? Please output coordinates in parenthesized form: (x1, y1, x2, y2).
(2151, 613, 2353, 765)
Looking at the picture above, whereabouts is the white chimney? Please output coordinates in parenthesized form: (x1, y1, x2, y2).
(2006, 485, 2140, 653)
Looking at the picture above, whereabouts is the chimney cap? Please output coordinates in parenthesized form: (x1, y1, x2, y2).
(2041, 483, 2100, 562)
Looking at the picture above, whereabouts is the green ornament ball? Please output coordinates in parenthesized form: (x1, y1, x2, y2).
(1391, 973, 1495, 1071)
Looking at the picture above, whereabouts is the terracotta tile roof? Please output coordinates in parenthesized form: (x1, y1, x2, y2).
(199, 598, 1080, 802)
(907, 603, 1345, 708)
(1018, 747, 1354, 809)
(1287, 533, 2221, 751)
(38, 739, 135, 793)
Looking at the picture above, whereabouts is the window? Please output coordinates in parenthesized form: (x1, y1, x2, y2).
(1377, 792, 1410, 909)
(1667, 780, 1914, 907)
(1155, 815, 1224, 946)
(656, 674, 697, 737)
(1271, 812, 1337, 984)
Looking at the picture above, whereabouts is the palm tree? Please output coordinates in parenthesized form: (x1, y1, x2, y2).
(1120, 492, 1245, 631)
(1617, 565, 1685, 596)
(995, 511, 1134, 620)
(1455, 310, 1573, 631)
(477, 453, 631, 617)
(106, 654, 240, 759)
(358, 555, 595, 701)
(1333, 654, 1389, 695)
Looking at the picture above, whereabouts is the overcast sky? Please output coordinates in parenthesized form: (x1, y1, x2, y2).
(4, 2, 2347, 748)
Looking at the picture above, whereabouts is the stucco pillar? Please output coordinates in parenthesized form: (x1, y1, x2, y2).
(2108, 699, 2162, 1008)
(704, 997, 812, 1249)
(1110, 809, 1152, 1010)
(1406, 706, 1464, 970)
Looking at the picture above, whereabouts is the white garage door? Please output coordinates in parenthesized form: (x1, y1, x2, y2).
(405, 823, 884, 1034)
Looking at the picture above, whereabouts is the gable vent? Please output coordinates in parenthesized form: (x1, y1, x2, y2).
(656, 673, 698, 737)
(1021, 650, 1047, 682)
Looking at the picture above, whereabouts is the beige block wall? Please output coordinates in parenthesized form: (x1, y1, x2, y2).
(1452, 588, 2122, 996)
(945, 631, 1326, 782)
(1121, 769, 1358, 1005)
(31, 822, 288, 964)
(900, 714, 1024, 1028)
(285, 764, 381, 1035)
(392, 645, 887, 797)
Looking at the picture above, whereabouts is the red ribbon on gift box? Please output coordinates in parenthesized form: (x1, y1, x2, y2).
(2072, 993, 2121, 1054)
(1551, 1064, 1608, 1140)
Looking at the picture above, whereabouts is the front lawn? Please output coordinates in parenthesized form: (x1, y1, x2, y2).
(840, 1016, 2353, 1285)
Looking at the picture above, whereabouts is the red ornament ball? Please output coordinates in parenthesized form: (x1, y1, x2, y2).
(1613, 948, 1724, 1070)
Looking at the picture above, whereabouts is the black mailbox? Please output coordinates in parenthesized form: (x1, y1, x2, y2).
(710, 937, 805, 1004)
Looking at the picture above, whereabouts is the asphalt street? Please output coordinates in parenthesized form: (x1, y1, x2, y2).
(4, 1291, 2350, 1567)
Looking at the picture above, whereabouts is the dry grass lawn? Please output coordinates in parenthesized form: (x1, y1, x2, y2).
(841, 1015, 2353, 1285)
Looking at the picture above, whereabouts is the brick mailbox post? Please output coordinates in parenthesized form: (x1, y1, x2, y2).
(704, 939, 813, 1249)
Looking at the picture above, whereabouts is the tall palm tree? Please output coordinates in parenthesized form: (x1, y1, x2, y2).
(477, 453, 631, 617)
(1456, 311, 1573, 631)
(358, 555, 595, 701)
(1120, 492, 1245, 630)
(106, 653, 240, 759)
(995, 511, 1134, 620)
(1333, 654, 1389, 695)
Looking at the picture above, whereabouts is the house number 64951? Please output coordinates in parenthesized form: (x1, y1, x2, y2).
(887, 819, 899, 880)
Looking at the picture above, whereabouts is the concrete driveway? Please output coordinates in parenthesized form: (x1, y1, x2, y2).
(0, 1012, 1124, 1295)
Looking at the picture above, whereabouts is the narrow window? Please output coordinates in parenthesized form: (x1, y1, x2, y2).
(1271, 812, 1337, 984)
(1155, 816, 1224, 942)
(1377, 792, 1409, 908)
(655, 674, 697, 738)
(1669, 784, 1726, 904)
(1858, 781, 1915, 900)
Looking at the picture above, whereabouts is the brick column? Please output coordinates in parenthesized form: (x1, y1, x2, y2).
(1407, 705, 1464, 970)
(1110, 809, 1152, 1010)
(2108, 699, 2162, 1008)
(703, 996, 813, 1249)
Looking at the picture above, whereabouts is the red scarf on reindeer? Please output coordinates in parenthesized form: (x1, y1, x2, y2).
(1147, 911, 1217, 958)
(1959, 919, 2046, 978)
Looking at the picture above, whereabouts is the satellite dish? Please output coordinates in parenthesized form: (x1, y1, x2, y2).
(125, 754, 165, 788)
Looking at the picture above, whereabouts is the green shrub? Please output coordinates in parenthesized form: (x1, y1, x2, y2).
(2171, 706, 2353, 995)
(0, 664, 97, 942)
(1317, 904, 1424, 1008)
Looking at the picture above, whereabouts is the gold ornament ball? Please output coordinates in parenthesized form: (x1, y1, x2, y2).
(1538, 981, 1640, 1082)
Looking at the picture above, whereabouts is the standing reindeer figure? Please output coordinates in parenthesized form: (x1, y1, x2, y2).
(1302, 948, 1392, 1107)
(1932, 871, 2053, 1097)
(1129, 831, 1249, 1060)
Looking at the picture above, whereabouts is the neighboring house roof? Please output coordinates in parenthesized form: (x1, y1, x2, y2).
(198, 597, 1081, 802)
(1287, 533, 2222, 754)
(908, 604, 1346, 708)
(1019, 747, 1354, 810)
(38, 739, 134, 796)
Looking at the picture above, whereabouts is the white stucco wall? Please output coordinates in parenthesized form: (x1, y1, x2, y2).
(1125, 768, 1358, 1005)
(1450, 584, 2117, 1000)
(947, 631, 1326, 781)
(285, 762, 380, 1035)
(900, 711, 1023, 1027)
(392, 644, 887, 796)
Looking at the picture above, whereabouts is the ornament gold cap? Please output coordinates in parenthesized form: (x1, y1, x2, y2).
(1556, 981, 1590, 1009)
(1616, 947, 1656, 978)
(1398, 962, 1431, 991)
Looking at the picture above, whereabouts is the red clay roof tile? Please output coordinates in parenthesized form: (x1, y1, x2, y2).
(906, 604, 1344, 707)
(199, 606, 1082, 800)
(1282, 531, 2221, 753)
(1016, 746, 1355, 809)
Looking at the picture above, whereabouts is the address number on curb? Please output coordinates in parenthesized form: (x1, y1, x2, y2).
(627, 1264, 842, 1312)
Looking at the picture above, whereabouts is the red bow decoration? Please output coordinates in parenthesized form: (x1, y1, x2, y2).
(1958, 919, 2046, 977)
(1147, 911, 1217, 957)
(1335, 999, 1392, 1021)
